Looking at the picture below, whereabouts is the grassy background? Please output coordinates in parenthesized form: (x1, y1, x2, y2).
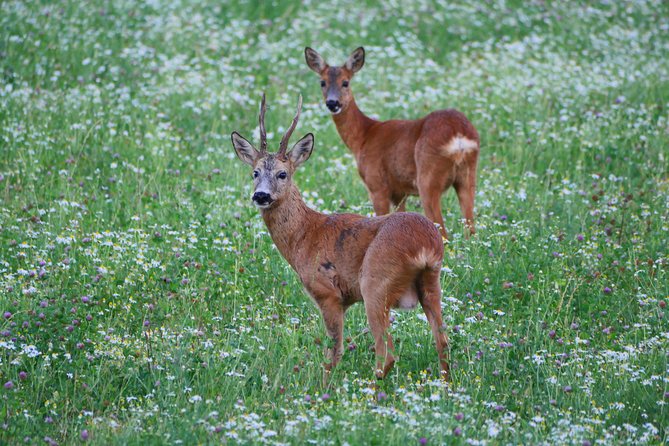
(1, 0, 668, 444)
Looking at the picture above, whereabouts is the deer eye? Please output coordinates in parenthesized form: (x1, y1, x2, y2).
(253, 170, 259, 178)
(277, 171, 287, 180)
(320, 80, 326, 87)
(342, 81, 349, 87)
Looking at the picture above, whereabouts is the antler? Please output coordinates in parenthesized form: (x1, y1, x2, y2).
(258, 93, 268, 154)
(277, 95, 303, 159)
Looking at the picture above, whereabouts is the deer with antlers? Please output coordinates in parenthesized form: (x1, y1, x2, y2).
(231, 94, 449, 381)
(305, 47, 480, 240)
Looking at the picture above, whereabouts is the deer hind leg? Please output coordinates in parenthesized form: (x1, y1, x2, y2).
(418, 178, 451, 241)
(363, 296, 395, 379)
(415, 144, 454, 241)
(454, 157, 478, 237)
(417, 269, 450, 380)
(369, 188, 392, 216)
(360, 274, 404, 379)
(318, 299, 345, 381)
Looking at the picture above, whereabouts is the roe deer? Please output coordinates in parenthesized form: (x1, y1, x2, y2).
(231, 94, 450, 381)
(305, 46, 480, 240)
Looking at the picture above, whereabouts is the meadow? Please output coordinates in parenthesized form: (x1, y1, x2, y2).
(1, 0, 668, 444)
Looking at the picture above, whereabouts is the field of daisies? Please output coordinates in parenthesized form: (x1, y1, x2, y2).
(1, 0, 668, 444)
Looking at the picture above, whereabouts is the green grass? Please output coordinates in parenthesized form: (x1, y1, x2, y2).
(1, 0, 668, 444)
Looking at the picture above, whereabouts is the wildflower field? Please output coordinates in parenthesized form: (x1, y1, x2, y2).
(1, 0, 668, 444)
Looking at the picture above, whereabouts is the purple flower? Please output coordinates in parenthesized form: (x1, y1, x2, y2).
(494, 404, 505, 411)
(19, 371, 27, 381)
(419, 437, 428, 445)
(3, 312, 11, 319)
(181, 278, 189, 285)
(453, 427, 462, 437)
(81, 296, 90, 304)
(455, 412, 464, 421)
(576, 234, 584, 242)
(304, 395, 311, 403)
(143, 320, 150, 327)
(603, 286, 612, 294)
(4, 381, 13, 390)
(321, 393, 330, 401)
(81, 430, 89, 441)
(377, 392, 387, 401)
(563, 385, 572, 393)
(549, 330, 556, 339)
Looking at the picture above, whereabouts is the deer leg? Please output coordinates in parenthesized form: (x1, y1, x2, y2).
(455, 171, 476, 237)
(363, 298, 395, 379)
(418, 182, 449, 240)
(360, 274, 398, 379)
(319, 300, 344, 377)
(417, 269, 450, 380)
(369, 189, 391, 216)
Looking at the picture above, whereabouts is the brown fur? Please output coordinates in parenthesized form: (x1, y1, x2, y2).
(231, 95, 450, 381)
(305, 47, 480, 240)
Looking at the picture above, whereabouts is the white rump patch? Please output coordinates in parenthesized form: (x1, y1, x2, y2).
(414, 247, 441, 270)
(441, 136, 479, 162)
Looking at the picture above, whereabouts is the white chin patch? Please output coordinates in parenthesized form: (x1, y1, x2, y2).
(330, 108, 342, 115)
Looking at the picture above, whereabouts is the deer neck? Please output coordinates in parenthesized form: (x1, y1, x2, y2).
(332, 96, 375, 157)
(260, 184, 321, 265)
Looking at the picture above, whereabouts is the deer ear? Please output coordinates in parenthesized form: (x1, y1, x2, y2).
(288, 133, 314, 168)
(231, 132, 258, 166)
(305, 47, 327, 73)
(345, 47, 365, 73)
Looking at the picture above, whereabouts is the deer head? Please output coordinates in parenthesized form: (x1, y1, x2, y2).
(305, 47, 365, 115)
(231, 94, 314, 209)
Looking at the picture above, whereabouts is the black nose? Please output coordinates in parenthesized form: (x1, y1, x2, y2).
(252, 191, 272, 205)
(326, 100, 340, 111)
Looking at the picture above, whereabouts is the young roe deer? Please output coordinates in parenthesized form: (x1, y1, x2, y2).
(231, 94, 450, 381)
(305, 46, 480, 240)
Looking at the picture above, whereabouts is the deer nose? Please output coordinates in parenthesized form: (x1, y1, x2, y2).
(326, 100, 340, 112)
(252, 191, 272, 205)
